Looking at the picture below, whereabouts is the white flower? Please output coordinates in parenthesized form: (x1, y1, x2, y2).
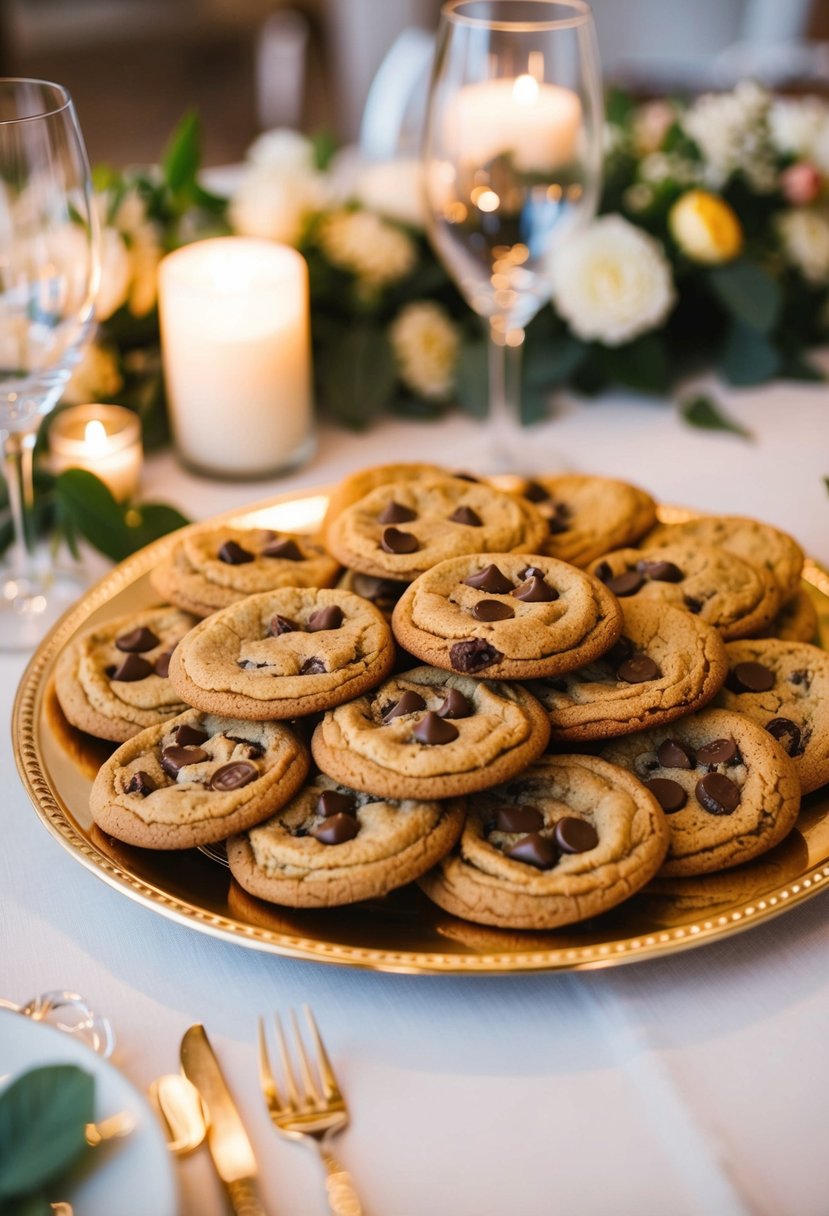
(62, 339, 123, 405)
(354, 158, 424, 229)
(389, 301, 460, 399)
(318, 210, 417, 288)
(769, 97, 829, 174)
(549, 214, 675, 347)
(93, 188, 164, 319)
(246, 128, 316, 173)
(229, 128, 329, 245)
(682, 81, 776, 192)
(95, 226, 131, 321)
(777, 208, 829, 283)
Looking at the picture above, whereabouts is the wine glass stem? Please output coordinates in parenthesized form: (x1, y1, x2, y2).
(3, 429, 38, 571)
(487, 322, 525, 469)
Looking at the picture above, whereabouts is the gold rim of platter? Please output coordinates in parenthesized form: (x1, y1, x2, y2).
(13, 486, 829, 975)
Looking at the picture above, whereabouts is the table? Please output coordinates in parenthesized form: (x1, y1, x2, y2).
(4, 375, 829, 1216)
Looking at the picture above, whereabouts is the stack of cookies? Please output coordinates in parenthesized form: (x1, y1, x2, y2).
(55, 462, 825, 932)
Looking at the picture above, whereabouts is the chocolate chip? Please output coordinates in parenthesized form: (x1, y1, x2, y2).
(555, 817, 599, 853)
(238, 659, 268, 670)
(270, 614, 299, 636)
(790, 669, 810, 687)
(154, 650, 174, 678)
(380, 527, 418, 554)
(727, 661, 775, 694)
(210, 762, 258, 791)
(352, 573, 406, 603)
(317, 790, 357, 818)
(521, 565, 546, 580)
(594, 562, 612, 583)
(126, 770, 154, 796)
(463, 564, 514, 594)
(547, 503, 572, 535)
(696, 772, 741, 815)
(300, 657, 326, 675)
(450, 639, 502, 673)
(605, 571, 645, 597)
(110, 654, 154, 682)
(378, 501, 417, 524)
(605, 636, 635, 668)
(313, 813, 359, 844)
(512, 576, 558, 603)
(383, 690, 427, 720)
(218, 540, 254, 564)
(449, 505, 482, 526)
(617, 654, 661, 684)
(766, 717, 803, 756)
(227, 736, 264, 759)
(495, 805, 544, 833)
(522, 480, 550, 503)
(115, 626, 159, 653)
(261, 538, 302, 560)
(161, 746, 209, 777)
(472, 599, 514, 622)
(507, 833, 558, 870)
(683, 595, 703, 614)
(644, 777, 687, 813)
(657, 739, 695, 769)
(453, 470, 480, 482)
(437, 688, 472, 719)
(636, 559, 684, 583)
(412, 711, 459, 745)
(171, 724, 209, 748)
(308, 606, 343, 632)
(695, 738, 737, 766)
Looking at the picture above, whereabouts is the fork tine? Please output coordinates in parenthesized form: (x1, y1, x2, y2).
(257, 1016, 282, 1111)
(303, 1004, 343, 1103)
(291, 1008, 323, 1108)
(275, 1012, 302, 1112)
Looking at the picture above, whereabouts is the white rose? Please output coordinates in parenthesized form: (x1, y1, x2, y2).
(777, 208, 829, 284)
(769, 97, 829, 174)
(319, 210, 417, 288)
(62, 340, 123, 405)
(95, 226, 131, 321)
(355, 158, 424, 229)
(246, 128, 316, 173)
(389, 301, 460, 400)
(229, 164, 328, 245)
(549, 214, 675, 346)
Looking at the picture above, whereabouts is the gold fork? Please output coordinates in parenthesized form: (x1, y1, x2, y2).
(258, 1007, 363, 1216)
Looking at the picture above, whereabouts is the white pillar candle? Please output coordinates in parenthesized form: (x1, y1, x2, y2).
(455, 75, 582, 172)
(49, 403, 142, 501)
(158, 237, 314, 479)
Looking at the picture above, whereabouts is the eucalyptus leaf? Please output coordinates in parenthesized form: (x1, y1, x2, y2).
(319, 327, 397, 429)
(6, 1191, 55, 1216)
(312, 130, 338, 172)
(54, 469, 131, 562)
(719, 321, 781, 385)
(680, 394, 753, 440)
(123, 503, 189, 551)
(0, 1065, 94, 1200)
(162, 110, 201, 197)
(708, 261, 781, 334)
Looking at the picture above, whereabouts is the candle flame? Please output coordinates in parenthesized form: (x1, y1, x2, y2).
(513, 74, 539, 106)
(84, 419, 109, 453)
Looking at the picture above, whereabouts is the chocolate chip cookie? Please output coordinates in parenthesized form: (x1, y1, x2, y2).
(322, 462, 446, 540)
(324, 474, 548, 582)
(418, 753, 669, 929)
(226, 772, 465, 907)
(90, 710, 309, 848)
(311, 666, 551, 799)
(600, 708, 801, 875)
(151, 525, 340, 617)
(392, 553, 622, 680)
(713, 638, 829, 794)
(54, 606, 198, 742)
(514, 473, 657, 567)
(168, 588, 395, 719)
(527, 599, 727, 742)
(588, 543, 781, 639)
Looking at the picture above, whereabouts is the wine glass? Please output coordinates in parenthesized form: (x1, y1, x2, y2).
(0, 78, 98, 650)
(422, 0, 603, 470)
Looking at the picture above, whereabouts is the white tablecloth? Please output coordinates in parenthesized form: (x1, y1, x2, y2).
(4, 376, 829, 1216)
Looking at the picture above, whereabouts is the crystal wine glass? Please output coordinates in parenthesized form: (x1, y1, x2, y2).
(422, 0, 603, 470)
(0, 78, 98, 650)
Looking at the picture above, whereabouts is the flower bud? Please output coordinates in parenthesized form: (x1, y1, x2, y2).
(780, 162, 822, 207)
(669, 190, 743, 264)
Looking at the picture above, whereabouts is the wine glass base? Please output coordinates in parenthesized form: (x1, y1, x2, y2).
(0, 566, 88, 652)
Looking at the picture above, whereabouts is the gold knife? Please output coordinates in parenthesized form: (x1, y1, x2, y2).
(180, 1023, 268, 1216)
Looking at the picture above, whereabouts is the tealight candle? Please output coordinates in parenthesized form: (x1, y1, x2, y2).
(49, 404, 142, 501)
(158, 237, 314, 479)
(455, 75, 582, 171)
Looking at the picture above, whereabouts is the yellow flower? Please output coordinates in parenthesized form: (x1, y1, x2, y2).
(669, 190, 743, 264)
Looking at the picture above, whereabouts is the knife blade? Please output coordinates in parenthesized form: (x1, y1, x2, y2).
(180, 1023, 268, 1216)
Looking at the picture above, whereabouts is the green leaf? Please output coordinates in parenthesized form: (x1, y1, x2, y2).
(54, 469, 131, 562)
(319, 327, 397, 429)
(708, 261, 781, 334)
(162, 110, 201, 196)
(603, 333, 671, 394)
(123, 503, 189, 551)
(455, 338, 488, 419)
(0, 1065, 94, 1200)
(719, 321, 781, 386)
(312, 130, 338, 172)
(680, 394, 753, 440)
(526, 333, 587, 385)
(6, 1191, 55, 1215)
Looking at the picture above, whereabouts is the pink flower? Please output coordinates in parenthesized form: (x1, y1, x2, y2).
(780, 162, 822, 206)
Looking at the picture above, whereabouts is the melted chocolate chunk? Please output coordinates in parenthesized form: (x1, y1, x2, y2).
(115, 626, 159, 654)
(110, 654, 154, 682)
(727, 661, 775, 694)
(472, 599, 514, 622)
(766, 717, 803, 756)
(790, 669, 810, 687)
(495, 805, 544, 834)
(378, 501, 417, 524)
(154, 650, 174, 678)
(522, 480, 550, 503)
(695, 738, 737, 766)
(452, 470, 480, 482)
(437, 688, 472, 719)
(270, 614, 299, 636)
(605, 636, 635, 669)
(308, 606, 344, 632)
(547, 503, 572, 535)
(636, 559, 684, 583)
(696, 772, 741, 815)
(448, 506, 483, 527)
(605, 571, 645, 597)
(644, 777, 687, 813)
(317, 790, 357, 818)
(313, 813, 360, 844)
(383, 690, 427, 721)
(227, 736, 264, 759)
(380, 527, 419, 554)
(512, 576, 558, 603)
(300, 657, 326, 675)
(238, 659, 269, 671)
(412, 711, 459, 745)
(218, 539, 254, 565)
(352, 573, 406, 604)
(261, 538, 302, 561)
(161, 746, 209, 777)
(450, 639, 502, 673)
(683, 595, 703, 614)
(171, 724, 209, 748)
(463, 564, 513, 594)
(126, 770, 154, 796)
(211, 762, 258, 791)
(617, 654, 661, 684)
(521, 565, 546, 580)
(507, 833, 558, 870)
(657, 739, 695, 769)
(554, 817, 599, 853)
(594, 562, 612, 584)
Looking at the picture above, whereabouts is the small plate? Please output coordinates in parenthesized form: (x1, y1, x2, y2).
(0, 1007, 177, 1216)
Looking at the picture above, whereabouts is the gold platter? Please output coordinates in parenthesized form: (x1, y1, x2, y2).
(13, 487, 829, 974)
